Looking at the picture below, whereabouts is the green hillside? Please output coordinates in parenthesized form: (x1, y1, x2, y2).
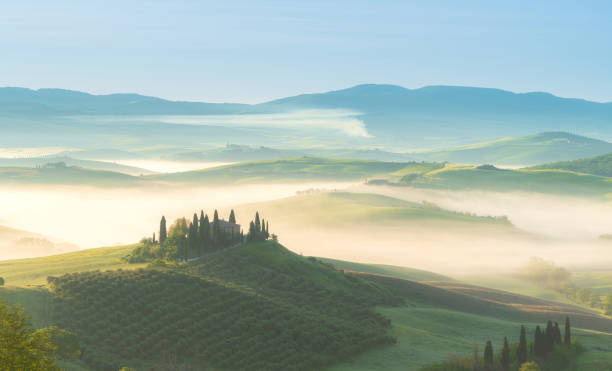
(49, 241, 397, 370)
(371, 163, 612, 198)
(149, 157, 417, 185)
(318, 258, 452, 282)
(412, 132, 612, 166)
(0, 241, 610, 370)
(0, 156, 156, 176)
(232, 191, 512, 227)
(330, 273, 612, 371)
(530, 152, 612, 178)
(0, 164, 143, 187)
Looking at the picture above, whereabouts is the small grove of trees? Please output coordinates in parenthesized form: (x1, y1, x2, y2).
(127, 210, 272, 263)
(517, 258, 604, 311)
(247, 211, 270, 242)
(422, 317, 578, 371)
(0, 301, 81, 370)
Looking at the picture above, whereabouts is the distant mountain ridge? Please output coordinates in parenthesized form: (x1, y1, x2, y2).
(3, 84, 612, 148)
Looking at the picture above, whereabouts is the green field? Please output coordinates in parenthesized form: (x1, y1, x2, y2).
(0, 241, 610, 370)
(412, 132, 612, 166)
(530, 152, 612, 178)
(0, 244, 144, 287)
(374, 163, 612, 198)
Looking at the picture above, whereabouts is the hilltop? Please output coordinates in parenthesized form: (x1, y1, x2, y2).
(411, 132, 612, 166)
(530, 152, 612, 177)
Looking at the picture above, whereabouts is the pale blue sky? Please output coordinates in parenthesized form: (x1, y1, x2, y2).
(1, 1, 611, 103)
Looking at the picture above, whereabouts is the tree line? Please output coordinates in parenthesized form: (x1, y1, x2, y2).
(423, 317, 581, 371)
(126, 209, 272, 263)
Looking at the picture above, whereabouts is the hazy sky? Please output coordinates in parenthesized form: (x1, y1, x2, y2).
(2, 1, 611, 103)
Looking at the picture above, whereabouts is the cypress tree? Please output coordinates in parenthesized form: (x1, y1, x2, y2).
(517, 325, 527, 365)
(553, 322, 562, 345)
(545, 320, 554, 353)
(564, 317, 571, 345)
(483, 340, 493, 369)
(229, 209, 236, 224)
(159, 216, 167, 245)
(248, 221, 256, 241)
(255, 212, 261, 233)
(534, 326, 543, 357)
(213, 210, 220, 249)
(192, 213, 199, 248)
(199, 211, 207, 252)
(266, 221, 269, 237)
(500, 336, 510, 371)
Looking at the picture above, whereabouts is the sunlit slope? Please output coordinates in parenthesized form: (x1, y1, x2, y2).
(329, 272, 612, 371)
(233, 191, 512, 226)
(412, 132, 612, 166)
(0, 156, 156, 176)
(318, 258, 452, 282)
(50, 241, 397, 370)
(0, 244, 144, 286)
(530, 152, 612, 178)
(0, 165, 143, 186)
(148, 158, 418, 184)
(378, 163, 612, 197)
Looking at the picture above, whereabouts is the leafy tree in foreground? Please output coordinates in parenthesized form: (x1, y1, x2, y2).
(500, 336, 509, 371)
(564, 317, 571, 345)
(517, 325, 527, 364)
(0, 301, 59, 370)
(159, 216, 167, 245)
(37, 326, 80, 360)
(483, 340, 493, 369)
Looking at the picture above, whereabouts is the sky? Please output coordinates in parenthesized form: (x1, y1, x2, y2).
(1, 1, 611, 103)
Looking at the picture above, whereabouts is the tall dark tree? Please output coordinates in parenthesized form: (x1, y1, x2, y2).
(564, 317, 571, 345)
(266, 221, 269, 237)
(545, 320, 555, 353)
(553, 322, 562, 345)
(187, 222, 197, 258)
(199, 211, 209, 253)
(213, 210, 220, 248)
(191, 213, 199, 250)
(534, 325, 543, 357)
(159, 216, 167, 245)
(517, 325, 527, 365)
(255, 212, 261, 233)
(483, 340, 493, 369)
(229, 209, 236, 224)
(500, 336, 510, 371)
(248, 221, 256, 241)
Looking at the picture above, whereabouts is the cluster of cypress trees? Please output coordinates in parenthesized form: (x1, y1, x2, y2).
(480, 317, 571, 370)
(247, 211, 270, 242)
(155, 210, 271, 261)
(158, 209, 243, 261)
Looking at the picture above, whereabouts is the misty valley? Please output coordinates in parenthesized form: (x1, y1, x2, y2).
(3, 4, 612, 368)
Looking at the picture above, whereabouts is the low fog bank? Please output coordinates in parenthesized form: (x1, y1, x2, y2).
(111, 160, 233, 173)
(0, 182, 356, 252)
(352, 184, 612, 239)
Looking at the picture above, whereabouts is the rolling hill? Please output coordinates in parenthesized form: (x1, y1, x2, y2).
(369, 163, 612, 198)
(411, 132, 612, 166)
(530, 152, 612, 177)
(0, 156, 155, 176)
(0, 163, 144, 187)
(1, 241, 610, 370)
(149, 157, 416, 185)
